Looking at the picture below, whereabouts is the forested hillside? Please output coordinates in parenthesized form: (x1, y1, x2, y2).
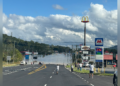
(3, 34, 72, 62)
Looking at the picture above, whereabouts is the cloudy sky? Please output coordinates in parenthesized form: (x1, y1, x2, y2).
(3, 0, 117, 49)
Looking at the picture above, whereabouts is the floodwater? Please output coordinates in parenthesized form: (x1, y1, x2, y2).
(38, 53, 72, 65)
(24, 53, 72, 65)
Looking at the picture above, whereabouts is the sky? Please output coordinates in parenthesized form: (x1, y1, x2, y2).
(3, 0, 117, 49)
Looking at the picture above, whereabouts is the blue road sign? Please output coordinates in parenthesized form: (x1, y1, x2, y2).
(96, 60, 102, 62)
(95, 38, 103, 46)
(25, 55, 29, 60)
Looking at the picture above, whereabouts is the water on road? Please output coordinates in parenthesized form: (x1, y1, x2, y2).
(24, 53, 72, 65)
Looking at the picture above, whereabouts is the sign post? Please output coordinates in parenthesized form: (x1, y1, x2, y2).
(81, 16, 89, 46)
(95, 38, 104, 73)
(7, 56, 11, 64)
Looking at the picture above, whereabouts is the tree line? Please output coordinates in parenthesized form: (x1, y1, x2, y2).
(3, 34, 72, 62)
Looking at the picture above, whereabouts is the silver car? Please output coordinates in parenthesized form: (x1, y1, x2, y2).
(20, 61, 25, 65)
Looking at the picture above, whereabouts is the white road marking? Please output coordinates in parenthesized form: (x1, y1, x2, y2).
(3, 67, 32, 75)
(44, 84, 47, 86)
(72, 72, 95, 86)
(5, 70, 9, 72)
(50, 76, 52, 78)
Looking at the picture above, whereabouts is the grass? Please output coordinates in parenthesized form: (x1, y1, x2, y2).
(66, 64, 114, 76)
(94, 73, 113, 76)
(3, 61, 20, 67)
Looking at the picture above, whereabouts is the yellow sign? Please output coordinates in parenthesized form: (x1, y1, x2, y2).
(81, 16, 89, 23)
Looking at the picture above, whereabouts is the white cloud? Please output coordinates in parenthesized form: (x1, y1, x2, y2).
(3, 27, 10, 35)
(3, 3, 117, 48)
(52, 4, 64, 10)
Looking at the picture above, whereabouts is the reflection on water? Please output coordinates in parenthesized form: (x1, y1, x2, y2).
(38, 53, 72, 65)
(23, 53, 72, 65)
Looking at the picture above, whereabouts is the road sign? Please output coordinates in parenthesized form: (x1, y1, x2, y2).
(33, 56, 37, 59)
(96, 48, 103, 55)
(81, 46, 90, 50)
(34, 52, 38, 55)
(83, 51, 88, 54)
(95, 47, 104, 61)
(81, 16, 89, 23)
(25, 52, 29, 55)
(95, 38, 103, 46)
(95, 60, 102, 62)
(7, 56, 11, 61)
(82, 56, 88, 60)
(25, 55, 29, 60)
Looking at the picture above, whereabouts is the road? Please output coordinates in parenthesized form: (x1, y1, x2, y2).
(3, 64, 90, 86)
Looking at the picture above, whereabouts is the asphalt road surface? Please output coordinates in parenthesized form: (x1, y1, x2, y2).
(3, 64, 91, 86)
(3, 64, 114, 86)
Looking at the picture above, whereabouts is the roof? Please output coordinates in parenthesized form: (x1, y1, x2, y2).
(104, 55, 113, 60)
(87, 55, 113, 60)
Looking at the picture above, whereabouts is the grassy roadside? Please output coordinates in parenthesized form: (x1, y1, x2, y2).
(66, 64, 114, 76)
(3, 61, 20, 67)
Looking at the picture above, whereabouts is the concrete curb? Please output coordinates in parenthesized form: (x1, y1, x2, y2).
(3, 65, 20, 68)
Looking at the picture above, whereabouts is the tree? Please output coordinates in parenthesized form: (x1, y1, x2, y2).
(89, 61, 94, 64)
(77, 59, 82, 63)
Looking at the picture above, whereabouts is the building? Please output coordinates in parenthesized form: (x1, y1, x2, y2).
(87, 51, 114, 68)
(104, 51, 113, 68)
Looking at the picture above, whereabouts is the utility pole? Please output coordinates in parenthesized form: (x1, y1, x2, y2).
(66, 45, 68, 64)
(13, 41, 15, 63)
(71, 45, 73, 65)
(72, 45, 73, 62)
(76, 45, 77, 63)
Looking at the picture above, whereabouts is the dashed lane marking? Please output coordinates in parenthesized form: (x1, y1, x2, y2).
(71, 70, 95, 86)
(44, 84, 47, 86)
(50, 76, 52, 78)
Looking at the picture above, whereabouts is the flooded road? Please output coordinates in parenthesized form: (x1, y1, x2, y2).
(24, 53, 72, 65)
(38, 53, 72, 65)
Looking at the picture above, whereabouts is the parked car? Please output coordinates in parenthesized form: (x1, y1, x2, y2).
(20, 61, 25, 65)
(113, 70, 117, 86)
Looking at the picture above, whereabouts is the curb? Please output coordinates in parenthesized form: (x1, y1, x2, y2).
(3, 65, 20, 68)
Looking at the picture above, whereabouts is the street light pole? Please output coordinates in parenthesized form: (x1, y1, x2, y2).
(81, 16, 89, 62)
(84, 23, 86, 46)
(81, 16, 89, 46)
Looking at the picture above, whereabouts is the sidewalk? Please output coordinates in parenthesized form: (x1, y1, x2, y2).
(65, 67, 113, 86)
(74, 72, 113, 86)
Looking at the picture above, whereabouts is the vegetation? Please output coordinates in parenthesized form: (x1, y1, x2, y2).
(66, 64, 114, 76)
(77, 59, 82, 63)
(3, 34, 72, 63)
